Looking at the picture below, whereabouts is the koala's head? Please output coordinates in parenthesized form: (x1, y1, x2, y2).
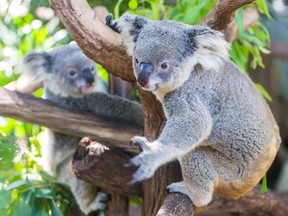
(118, 14, 230, 93)
(22, 44, 99, 97)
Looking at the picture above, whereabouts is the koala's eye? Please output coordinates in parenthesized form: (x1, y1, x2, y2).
(135, 58, 139, 64)
(68, 70, 77, 77)
(160, 62, 168, 70)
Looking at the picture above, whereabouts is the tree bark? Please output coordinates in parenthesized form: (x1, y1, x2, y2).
(195, 186, 288, 216)
(201, 0, 255, 31)
(50, 0, 135, 83)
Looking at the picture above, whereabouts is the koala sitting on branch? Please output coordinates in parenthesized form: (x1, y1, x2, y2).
(21, 44, 144, 214)
(106, 14, 281, 207)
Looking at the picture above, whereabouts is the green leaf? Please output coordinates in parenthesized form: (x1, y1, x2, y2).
(50, 200, 64, 216)
(6, 179, 28, 191)
(255, 83, 272, 102)
(12, 200, 31, 216)
(34, 208, 48, 216)
(0, 209, 8, 216)
(255, 0, 272, 19)
(0, 190, 12, 209)
(0, 139, 17, 169)
(114, 0, 124, 19)
(235, 8, 244, 36)
(35, 188, 54, 199)
(39, 170, 55, 182)
(260, 175, 268, 193)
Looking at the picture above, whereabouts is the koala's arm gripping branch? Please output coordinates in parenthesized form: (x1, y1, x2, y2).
(0, 88, 143, 153)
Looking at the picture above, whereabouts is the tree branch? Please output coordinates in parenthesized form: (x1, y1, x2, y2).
(0, 88, 143, 153)
(201, 0, 255, 31)
(71, 137, 142, 197)
(224, 6, 259, 43)
(50, 0, 135, 83)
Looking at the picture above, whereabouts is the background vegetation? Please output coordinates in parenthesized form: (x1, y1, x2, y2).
(0, 0, 272, 215)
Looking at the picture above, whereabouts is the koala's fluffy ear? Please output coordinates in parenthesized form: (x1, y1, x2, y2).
(107, 14, 148, 56)
(21, 52, 54, 81)
(188, 26, 230, 70)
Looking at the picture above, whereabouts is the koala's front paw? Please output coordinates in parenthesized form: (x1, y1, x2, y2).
(130, 136, 150, 151)
(106, 14, 121, 33)
(167, 181, 193, 198)
(128, 137, 163, 184)
(129, 154, 158, 184)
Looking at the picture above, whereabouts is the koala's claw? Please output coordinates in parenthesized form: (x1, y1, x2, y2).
(129, 164, 155, 184)
(87, 192, 108, 213)
(106, 14, 121, 33)
(130, 136, 150, 151)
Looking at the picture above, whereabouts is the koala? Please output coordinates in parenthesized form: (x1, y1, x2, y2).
(106, 14, 281, 207)
(22, 43, 144, 214)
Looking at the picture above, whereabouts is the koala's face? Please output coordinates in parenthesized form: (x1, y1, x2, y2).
(49, 48, 98, 97)
(132, 21, 194, 92)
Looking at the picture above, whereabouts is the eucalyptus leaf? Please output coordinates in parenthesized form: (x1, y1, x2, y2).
(12, 200, 32, 216)
(50, 200, 64, 216)
(0, 190, 12, 209)
(260, 175, 268, 193)
(255, 83, 272, 102)
(6, 179, 29, 191)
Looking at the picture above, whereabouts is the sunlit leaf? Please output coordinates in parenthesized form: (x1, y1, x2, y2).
(255, 83, 272, 102)
(235, 8, 244, 36)
(255, 0, 272, 19)
(260, 175, 268, 193)
(6, 179, 28, 191)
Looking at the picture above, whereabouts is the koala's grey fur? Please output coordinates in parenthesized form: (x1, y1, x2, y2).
(22, 44, 144, 214)
(107, 14, 281, 207)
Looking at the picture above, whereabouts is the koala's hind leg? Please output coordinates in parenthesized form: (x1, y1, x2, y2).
(70, 179, 108, 214)
(168, 148, 218, 207)
(57, 160, 108, 214)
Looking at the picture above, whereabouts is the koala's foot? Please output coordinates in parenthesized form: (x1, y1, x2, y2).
(168, 181, 212, 207)
(128, 136, 163, 184)
(106, 14, 121, 33)
(167, 181, 193, 198)
(85, 192, 108, 214)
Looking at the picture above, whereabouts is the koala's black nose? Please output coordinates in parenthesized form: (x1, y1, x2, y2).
(82, 68, 95, 85)
(138, 63, 153, 88)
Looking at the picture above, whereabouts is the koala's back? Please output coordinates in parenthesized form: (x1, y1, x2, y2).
(169, 61, 281, 199)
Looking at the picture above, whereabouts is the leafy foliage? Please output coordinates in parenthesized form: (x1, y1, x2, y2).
(0, 0, 272, 214)
(0, 0, 74, 215)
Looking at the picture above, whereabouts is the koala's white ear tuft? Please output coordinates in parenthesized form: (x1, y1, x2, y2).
(21, 52, 54, 85)
(188, 26, 230, 70)
(116, 14, 148, 56)
(196, 31, 230, 59)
